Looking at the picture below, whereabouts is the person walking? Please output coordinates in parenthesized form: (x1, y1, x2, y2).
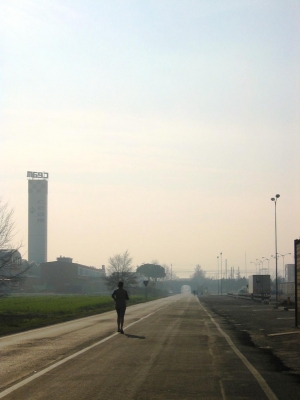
(112, 281, 129, 334)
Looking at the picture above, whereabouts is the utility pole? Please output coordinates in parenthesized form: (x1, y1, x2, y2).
(271, 194, 280, 308)
(220, 252, 223, 295)
(171, 263, 172, 293)
(217, 256, 219, 295)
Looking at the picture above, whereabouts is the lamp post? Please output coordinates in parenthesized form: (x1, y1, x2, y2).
(256, 259, 263, 274)
(270, 254, 277, 275)
(250, 261, 257, 274)
(262, 257, 270, 275)
(217, 256, 219, 295)
(220, 252, 223, 295)
(271, 194, 280, 308)
(277, 253, 291, 281)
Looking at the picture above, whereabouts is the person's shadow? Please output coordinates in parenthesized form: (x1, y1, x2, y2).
(125, 333, 146, 339)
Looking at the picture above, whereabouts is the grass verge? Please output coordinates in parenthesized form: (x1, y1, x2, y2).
(0, 294, 151, 337)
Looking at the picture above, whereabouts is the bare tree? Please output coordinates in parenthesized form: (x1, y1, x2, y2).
(190, 264, 206, 284)
(162, 264, 179, 281)
(0, 199, 15, 249)
(103, 250, 138, 290)
(0, 198, 24, 294)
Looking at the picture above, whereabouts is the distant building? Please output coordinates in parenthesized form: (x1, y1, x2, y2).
(285, 264, 295, 282)
(0, 249, 22, 269)
(40, 256, 106, 293)
(57, 256, 73, 263)
(28, 171, 49, 265)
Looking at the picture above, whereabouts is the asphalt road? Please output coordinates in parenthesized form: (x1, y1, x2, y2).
(0, 295, 299, 399)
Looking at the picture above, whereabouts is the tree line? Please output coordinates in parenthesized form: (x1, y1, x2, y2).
(1, 199, 275, 296)
(103, 251, 169, 290)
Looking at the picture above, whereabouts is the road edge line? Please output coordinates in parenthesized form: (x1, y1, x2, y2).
(197, 299, 278, 400)
(0, 306, 166, 399)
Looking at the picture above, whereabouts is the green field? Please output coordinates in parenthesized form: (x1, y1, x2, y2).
(0, 295, 148, 336)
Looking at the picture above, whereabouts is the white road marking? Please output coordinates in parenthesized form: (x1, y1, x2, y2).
(267, 331, 300, 337)
(0, 299, 174, 343)
(0, 307, 165, 399)
(219, 380, 227, 400)
(198, 299, 278, 400)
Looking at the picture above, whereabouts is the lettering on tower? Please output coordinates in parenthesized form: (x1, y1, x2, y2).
(27, 171, 49, 179)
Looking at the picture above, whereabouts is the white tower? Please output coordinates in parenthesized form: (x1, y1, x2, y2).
(27, 171, 48, 265)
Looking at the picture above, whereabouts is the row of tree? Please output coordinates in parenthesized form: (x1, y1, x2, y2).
(0, 199, 173, 294)
(103, 251, 169, 289)
(2, 198, 269, 296)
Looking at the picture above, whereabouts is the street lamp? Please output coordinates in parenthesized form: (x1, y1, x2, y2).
(217, 256, 219, 295)
(256, 259, 263, 274)
(271, 194, 280, 308)
(270, 254, 278, 286)
(270, 254, 276, 265)
(262, 257, 271, 275)
(277, 253, 291, 281)
(220, 252, 223, 295)
(250, 261, 258, 274)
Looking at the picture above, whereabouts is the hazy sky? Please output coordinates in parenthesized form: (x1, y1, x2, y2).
(1, 0, 299, 278)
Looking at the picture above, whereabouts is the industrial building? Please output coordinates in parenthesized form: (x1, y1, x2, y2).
(26, 171, 107, 294)
(39, 256, 106, 293)
(0, 249, 23, 294)
(285, 264, 295, 282)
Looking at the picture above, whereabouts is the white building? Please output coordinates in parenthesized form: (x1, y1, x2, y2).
(28, 171, 48, 265)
